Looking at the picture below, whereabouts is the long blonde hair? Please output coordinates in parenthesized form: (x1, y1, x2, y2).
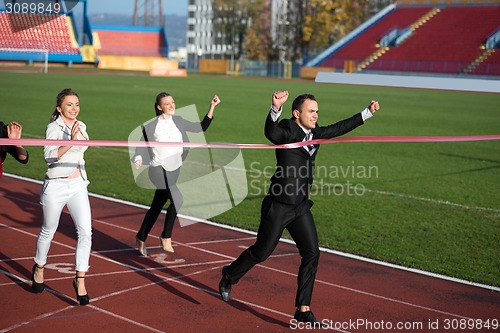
(50, 88, 80, 122)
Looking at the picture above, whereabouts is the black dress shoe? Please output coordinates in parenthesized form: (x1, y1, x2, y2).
(218, 265, 232, 302)
(293, 309, 328, 328)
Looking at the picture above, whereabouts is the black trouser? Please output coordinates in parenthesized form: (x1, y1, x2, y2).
(226, 196, 320, 307)
(137, 166, 182, 241)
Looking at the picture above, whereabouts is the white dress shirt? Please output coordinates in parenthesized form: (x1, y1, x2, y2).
(150, 116, 183, 171)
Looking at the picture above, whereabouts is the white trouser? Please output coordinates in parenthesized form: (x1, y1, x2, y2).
(35, 177, 92, 272)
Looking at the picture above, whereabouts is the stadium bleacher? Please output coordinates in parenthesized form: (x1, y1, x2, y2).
(318, 6, 433, 69)
(311, 3, 500, 77)
(366, 5, 500, 75)
(0, 11, 82, 64)
(0, 2, 497, 77)
(0, 0, 173, 72)
(93, 26, 167, 58)
(470, 49, 500, 76)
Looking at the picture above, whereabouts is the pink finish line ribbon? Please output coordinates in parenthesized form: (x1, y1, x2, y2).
(1, 135, 500, 149)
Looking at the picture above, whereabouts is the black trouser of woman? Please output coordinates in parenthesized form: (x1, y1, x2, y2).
(136, 166, 182, 242)
(225, 196, 320, 307)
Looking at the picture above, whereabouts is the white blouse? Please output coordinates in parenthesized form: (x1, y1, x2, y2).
(150, 116, 183, 171)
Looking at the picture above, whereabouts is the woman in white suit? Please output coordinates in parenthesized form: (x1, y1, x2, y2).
(32, 88, 92, 306)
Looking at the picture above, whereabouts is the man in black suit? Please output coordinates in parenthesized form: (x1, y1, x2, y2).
(218, 91, 380, 325)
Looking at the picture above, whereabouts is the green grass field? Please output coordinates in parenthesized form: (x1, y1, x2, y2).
(1, 71, 499, 287)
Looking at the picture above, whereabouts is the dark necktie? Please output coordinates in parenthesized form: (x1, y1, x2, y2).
(306, 132, 315, 155)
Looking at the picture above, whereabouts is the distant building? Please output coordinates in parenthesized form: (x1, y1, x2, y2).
(169, 47, 187, 68)
(186, 0, 286, 70)
(186, 0, 228, 69)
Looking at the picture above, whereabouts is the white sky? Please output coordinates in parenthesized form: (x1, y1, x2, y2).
(0, 0, 188, 16)
(86, 0, 188, 16)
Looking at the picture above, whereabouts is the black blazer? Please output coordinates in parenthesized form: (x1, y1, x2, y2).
(264, 113, 364, 204)
(134, 115, 212, 165)
(0, 121, 29, 165)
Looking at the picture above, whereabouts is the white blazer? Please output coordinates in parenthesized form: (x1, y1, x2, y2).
(43, 117, 89, 180)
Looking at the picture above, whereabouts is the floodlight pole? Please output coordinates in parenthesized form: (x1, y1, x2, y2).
(133, 0, 164, 27)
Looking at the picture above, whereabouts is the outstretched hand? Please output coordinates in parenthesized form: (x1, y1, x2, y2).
(368, 100, 380, 114)
(211, 95, 221, 107)
(7, 122, 22, 139)
(6, 121, 28, 159)
(272, 91, 288, 110)
(207, 95, 221, 119)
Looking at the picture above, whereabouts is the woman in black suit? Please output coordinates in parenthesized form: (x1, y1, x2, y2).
(133, 92, 221, 256)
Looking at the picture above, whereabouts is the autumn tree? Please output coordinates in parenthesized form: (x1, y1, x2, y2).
(212, 0, 245, 61)
(212, 0, 270, 61)
(302, 0, 371, 58)
(272, 0, 306, 62)
(274, 0, 395, 61)
(243, 3, 272, 61)
(212, 0, 394, 62)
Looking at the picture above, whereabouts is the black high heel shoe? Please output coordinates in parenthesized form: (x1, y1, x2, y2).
(31, 264, 45, 293)
(73, 276, 89, 306)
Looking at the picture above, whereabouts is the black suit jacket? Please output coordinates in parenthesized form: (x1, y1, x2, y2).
(264, 113, 364, 204)
(134, 115, 212, 165)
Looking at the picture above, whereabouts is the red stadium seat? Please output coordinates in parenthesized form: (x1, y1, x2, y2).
(95, 29, 166, 57)
(366, 5, 500, 74)
(0, 12, 80, 55)
(318, 7, 433, 68)
(316, 4, 500, 76)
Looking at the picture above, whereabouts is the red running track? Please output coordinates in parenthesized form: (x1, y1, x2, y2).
(0, 175, 498, 332)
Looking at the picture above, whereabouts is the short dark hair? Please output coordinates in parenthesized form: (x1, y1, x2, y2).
(291, 94, 316, 116)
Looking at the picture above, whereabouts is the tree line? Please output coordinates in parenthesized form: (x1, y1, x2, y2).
(212, 0, 394, 62)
